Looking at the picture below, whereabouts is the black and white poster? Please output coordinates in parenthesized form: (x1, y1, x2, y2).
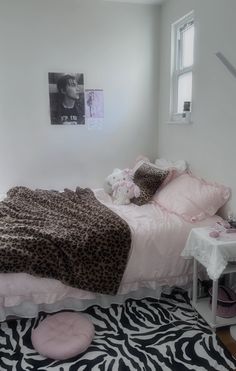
(48, 73, 85, 125)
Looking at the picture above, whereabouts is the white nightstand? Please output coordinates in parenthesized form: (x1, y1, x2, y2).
(181, 227, 236, 330)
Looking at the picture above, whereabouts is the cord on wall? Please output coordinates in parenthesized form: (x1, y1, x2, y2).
(216, 52, 236, 79)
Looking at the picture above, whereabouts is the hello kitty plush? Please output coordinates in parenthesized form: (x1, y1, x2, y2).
(104, 168, 133, 195)
(112, 180, 140, 205)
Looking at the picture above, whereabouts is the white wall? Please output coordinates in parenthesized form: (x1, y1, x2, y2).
(158, 0, 236, 216)
(0, 0, 160, 192)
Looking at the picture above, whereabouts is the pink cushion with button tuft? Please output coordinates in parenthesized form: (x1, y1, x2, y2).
(31, 312, 94, 360)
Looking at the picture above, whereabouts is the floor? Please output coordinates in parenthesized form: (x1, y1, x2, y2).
(217, 327, 236, 358)
(1, 291, 235, 371)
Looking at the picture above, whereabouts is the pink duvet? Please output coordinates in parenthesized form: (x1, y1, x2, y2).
(0, 189, 221, 308)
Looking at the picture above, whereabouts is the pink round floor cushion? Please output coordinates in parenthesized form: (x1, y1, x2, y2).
(31, 312, 94, 360)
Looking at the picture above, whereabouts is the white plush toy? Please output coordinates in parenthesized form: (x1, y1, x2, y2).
(112, 180, 140, 205)
(104, 168, 133, 195)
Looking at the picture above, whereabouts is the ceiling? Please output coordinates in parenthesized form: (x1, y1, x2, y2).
(105, 0, 165, 4)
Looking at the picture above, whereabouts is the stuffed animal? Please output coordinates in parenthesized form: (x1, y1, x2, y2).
(104, 168, 133, 195)
(112, 180, 140, 205)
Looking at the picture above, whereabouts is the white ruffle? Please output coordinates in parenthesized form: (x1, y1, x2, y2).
(155, 158, 188, 173)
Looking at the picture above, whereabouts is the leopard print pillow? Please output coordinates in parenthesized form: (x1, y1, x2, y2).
(132, 163, 169, 206)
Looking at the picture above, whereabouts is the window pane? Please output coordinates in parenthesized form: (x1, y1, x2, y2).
(182, 25, 194, 68)
(177, 72, 192, 113)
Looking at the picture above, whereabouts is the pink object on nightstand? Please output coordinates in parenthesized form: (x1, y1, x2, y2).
(209, 230, 220, 238)
(31, 312, 94, 360)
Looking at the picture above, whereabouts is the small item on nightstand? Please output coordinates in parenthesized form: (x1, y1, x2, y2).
(228, 220, 236, 228)
(208, 220, 233, 238)
(227, 213, 236, 228)
(209, 230, 220, 238)
(216, 220, 231, 229)
(226, 228, 236, 233)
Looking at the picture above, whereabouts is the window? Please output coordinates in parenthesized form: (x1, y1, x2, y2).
(170, 12, 194, 123)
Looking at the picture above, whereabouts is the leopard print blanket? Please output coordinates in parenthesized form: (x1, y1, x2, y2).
(0, 186, 131, 295)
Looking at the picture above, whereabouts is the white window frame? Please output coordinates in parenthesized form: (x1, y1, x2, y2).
(169, 11, 194, 124)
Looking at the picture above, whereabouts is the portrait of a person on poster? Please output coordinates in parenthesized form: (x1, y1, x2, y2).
(48, 73, 85, 125)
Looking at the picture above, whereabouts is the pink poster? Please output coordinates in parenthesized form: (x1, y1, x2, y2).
(85, 89, 104, 119)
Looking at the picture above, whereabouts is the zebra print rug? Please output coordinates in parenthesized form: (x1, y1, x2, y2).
(0, 289, 235, 370)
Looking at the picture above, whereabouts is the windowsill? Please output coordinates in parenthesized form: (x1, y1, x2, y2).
(169, 112, 192, 125)
(167, 119, 193, 125)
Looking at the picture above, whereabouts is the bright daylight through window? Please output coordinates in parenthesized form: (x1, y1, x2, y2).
(170, 12, 194, 123)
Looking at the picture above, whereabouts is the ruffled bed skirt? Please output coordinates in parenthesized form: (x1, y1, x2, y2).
(1, 287, 165, 322)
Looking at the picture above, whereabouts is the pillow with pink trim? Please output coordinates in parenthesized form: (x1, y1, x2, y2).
(152, 173, 231, 222)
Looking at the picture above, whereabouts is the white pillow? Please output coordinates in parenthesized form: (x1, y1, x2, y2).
(155, 158, 188, 173)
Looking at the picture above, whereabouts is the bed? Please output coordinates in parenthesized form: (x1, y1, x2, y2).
(0, 161, 231, 321)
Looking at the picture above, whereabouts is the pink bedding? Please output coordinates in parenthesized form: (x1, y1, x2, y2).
(0, 189, 221, 309)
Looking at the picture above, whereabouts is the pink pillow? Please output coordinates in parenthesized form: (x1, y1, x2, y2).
(153, 173, 231, 222)
(31, 312, 94, 360)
